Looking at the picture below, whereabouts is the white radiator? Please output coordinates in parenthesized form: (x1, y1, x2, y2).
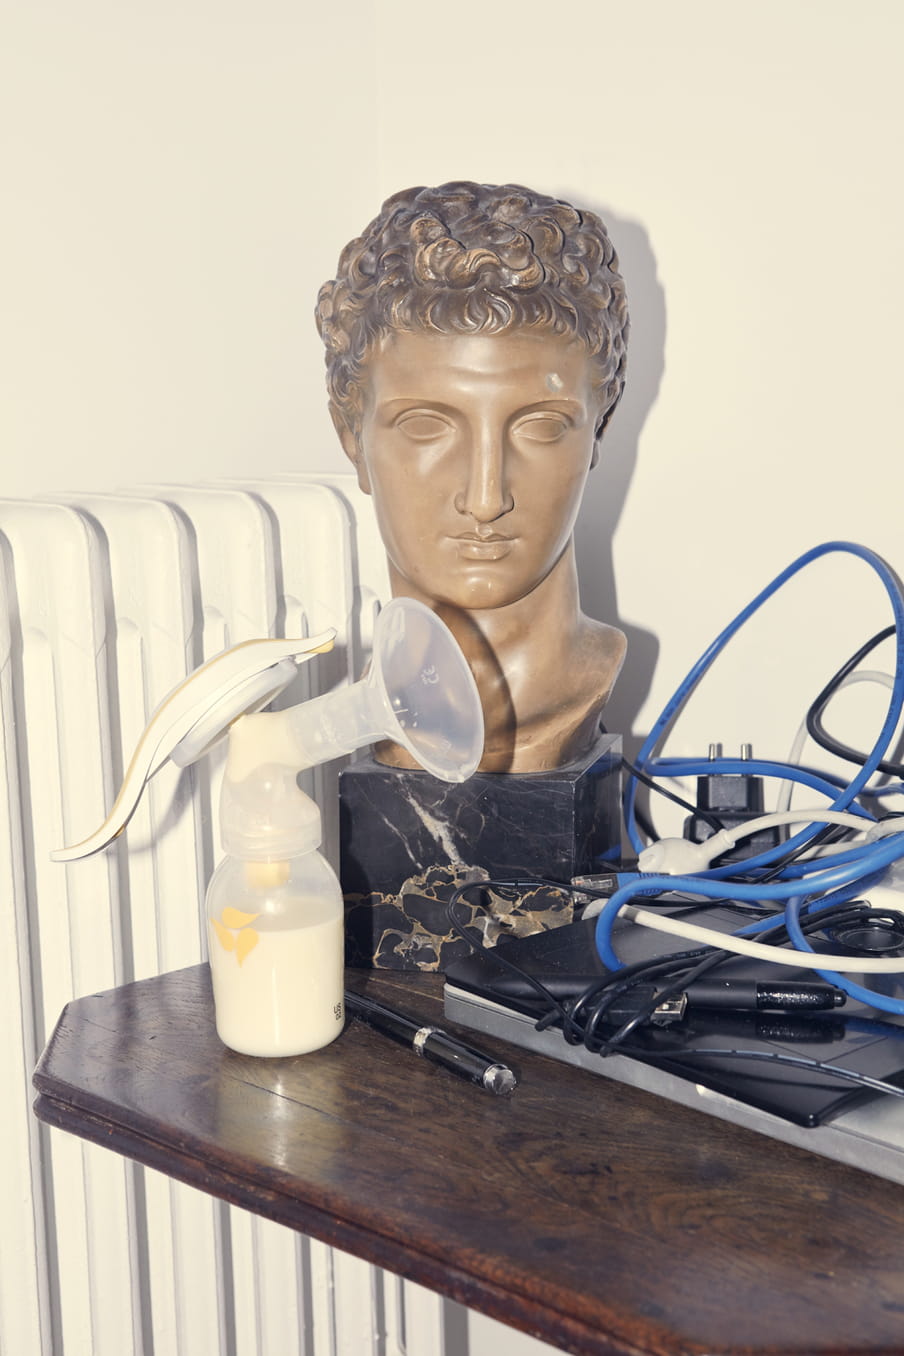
(0, 474, 465, 1356)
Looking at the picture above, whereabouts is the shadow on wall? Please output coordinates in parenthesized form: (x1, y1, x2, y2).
(573, 206, 665, 759)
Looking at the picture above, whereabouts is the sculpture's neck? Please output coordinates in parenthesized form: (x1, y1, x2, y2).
(384, 544, 611, 770)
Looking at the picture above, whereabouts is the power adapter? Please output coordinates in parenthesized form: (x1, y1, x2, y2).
(683, 743, 785, 865)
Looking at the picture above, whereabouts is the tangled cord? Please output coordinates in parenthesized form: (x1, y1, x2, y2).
(445, 880, 904, 1100)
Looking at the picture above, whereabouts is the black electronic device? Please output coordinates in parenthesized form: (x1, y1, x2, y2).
(443, 901, 904, 1183)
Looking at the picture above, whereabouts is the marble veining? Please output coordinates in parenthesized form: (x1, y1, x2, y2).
(340, 734, 621, 971)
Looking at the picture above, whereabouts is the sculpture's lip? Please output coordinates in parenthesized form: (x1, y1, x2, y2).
(452, 533, 515, 560)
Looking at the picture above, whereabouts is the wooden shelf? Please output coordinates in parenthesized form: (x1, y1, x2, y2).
(33, 963, 904, 1356)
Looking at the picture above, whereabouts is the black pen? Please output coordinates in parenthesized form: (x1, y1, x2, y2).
(344, 990, 517, 1095)
(677, 979, 845, 1012)
(484, 974, 845, 1014)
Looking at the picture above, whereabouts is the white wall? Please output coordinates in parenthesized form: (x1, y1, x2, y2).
(5, 0, 902, 791)
(3, 2, 903, 1351)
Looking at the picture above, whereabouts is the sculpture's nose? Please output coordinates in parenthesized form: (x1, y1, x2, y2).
(454, 426, 514, 523)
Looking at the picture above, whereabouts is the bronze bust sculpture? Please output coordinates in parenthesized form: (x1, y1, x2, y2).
(317, 181, 629, 774)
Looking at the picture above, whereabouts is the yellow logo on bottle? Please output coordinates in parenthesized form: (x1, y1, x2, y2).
(211, 906, 260, 965)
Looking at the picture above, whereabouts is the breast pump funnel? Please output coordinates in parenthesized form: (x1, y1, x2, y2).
(226, 597, 484, 785)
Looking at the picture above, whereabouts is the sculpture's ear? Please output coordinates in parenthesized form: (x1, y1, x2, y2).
(590, 422, 605, 470)
(591, 395, 617, 469)
(329, 402, 371, 494)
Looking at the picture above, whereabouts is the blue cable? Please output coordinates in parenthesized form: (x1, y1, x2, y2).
(641, 757, 890, 881)
(647, 756, 881, 880)
(594, 833, 904, 971)
(625, 542, 904, 864)
(737, 875, 889, 932)
(780, 846, 889, 879)
(861, 782, 904, 800)
(784, 893, 904, 1016)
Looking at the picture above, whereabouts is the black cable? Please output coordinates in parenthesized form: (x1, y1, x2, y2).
(807, 625, 904, 778)
(444, 880, 904, 1100)
(538, 938, 727, 1044)
(574, 893, 873, 1055)
(581, 900, 872, 1056)
(445, 877, 578, 1028)
(448, 877, 836, 1052)
(621, 756, 726, 839)
(447, 879, 883, 1038)
(446, 877, 726, 1047)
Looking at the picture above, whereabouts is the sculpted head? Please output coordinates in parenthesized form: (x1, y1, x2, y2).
(316, 182, 629, 771)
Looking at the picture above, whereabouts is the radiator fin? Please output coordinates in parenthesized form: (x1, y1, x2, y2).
(0, 477, 417, 1356)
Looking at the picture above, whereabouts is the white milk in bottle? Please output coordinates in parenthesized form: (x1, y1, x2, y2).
(206, 849, 344, 1057)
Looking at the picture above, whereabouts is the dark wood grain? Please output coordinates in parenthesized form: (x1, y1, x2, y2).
(33, 964, 904, 1356)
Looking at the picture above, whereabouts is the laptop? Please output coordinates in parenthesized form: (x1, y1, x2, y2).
(443, 901, 904, 1184)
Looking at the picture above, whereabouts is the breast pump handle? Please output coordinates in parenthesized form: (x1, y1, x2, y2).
(51, 632, 336, 862)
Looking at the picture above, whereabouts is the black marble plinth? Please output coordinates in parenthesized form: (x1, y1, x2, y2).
(339, 732, 621, 971)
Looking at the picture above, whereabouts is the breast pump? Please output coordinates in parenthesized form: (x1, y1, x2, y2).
(54, 597, 483, 1057)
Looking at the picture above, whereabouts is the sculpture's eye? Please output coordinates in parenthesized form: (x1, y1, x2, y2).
(513, 414, 571, 444)
(395, 411, 452, 443)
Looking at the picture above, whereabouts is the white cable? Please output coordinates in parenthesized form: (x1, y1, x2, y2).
(725, 808, 881, 842)
(621, 904, 904, 973)
(776, 671, 895, 813)
(867, 817, 904, 841)
(637, 808, 886, 875)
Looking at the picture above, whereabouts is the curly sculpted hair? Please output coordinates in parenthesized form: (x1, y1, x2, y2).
(316, 181, 629, 436)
